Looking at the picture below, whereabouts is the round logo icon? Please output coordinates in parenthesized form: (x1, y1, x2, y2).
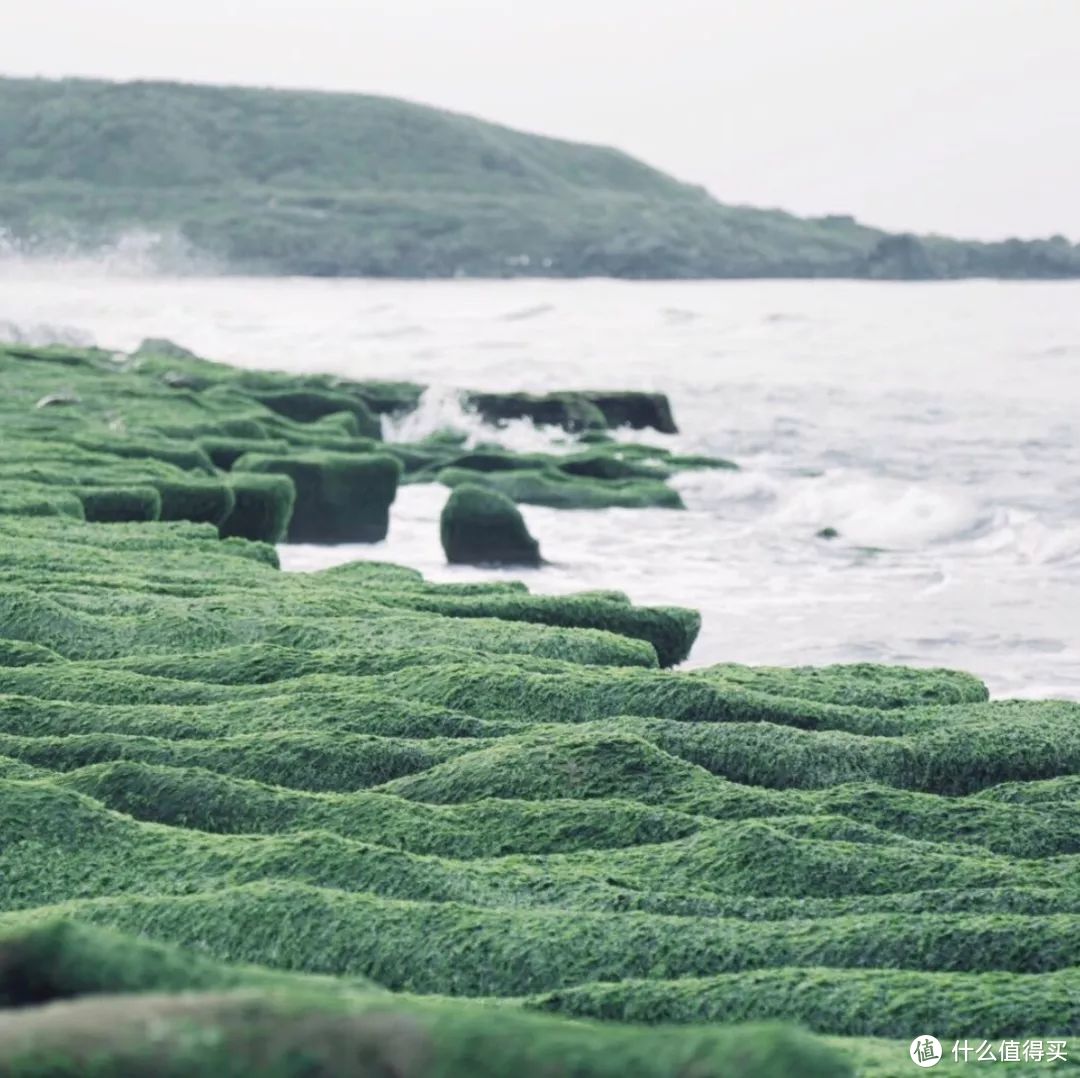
(909, 1036, 943, 1068)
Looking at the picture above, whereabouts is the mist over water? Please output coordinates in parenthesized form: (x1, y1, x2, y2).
(4, 267, 1079, 699)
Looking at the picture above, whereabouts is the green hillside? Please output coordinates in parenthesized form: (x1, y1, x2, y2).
(1, 75, 1078, 278)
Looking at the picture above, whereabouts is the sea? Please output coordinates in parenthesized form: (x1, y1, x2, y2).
(3, 261, 1079, 700)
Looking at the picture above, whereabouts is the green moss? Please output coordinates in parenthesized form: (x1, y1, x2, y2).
(0, 985, 842, 1078)
(437, 465, 684, 510)
(0, 485, 85, 521)
(440, 485, 541, 567)
(0, 339, 1074, 1070)
(6, 883, 1079, 995)
(234, 451, 401, 543)
(0, 731, 473, 792)
(77, 487, 162, 524)
(150, 474, 236, 528)
(695, 662, 989, 709)
(220, 473, 296, 543)
(527, 967, 1080, 1040)
(56, 761, 702, 856)
(0, 919, 382, 1006)
(245, 387, 382, 440)
(0, 641, 62, 667)
(197, 436, 289, 470)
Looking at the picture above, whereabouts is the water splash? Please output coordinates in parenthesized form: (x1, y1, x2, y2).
(0, 228, 219, 279)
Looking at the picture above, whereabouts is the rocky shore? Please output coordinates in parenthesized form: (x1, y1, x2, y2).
(0, 340, 1075, 1077)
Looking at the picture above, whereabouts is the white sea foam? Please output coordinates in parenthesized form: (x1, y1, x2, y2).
(0, 229, 218, 279)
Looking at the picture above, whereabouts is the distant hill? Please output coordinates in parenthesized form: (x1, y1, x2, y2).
(1, 75, 1078, 279)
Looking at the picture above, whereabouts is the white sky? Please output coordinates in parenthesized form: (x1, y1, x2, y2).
(3, 0, 1078, 240)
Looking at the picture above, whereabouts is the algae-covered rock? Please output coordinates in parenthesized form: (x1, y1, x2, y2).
(221, 473, 296, 544)
(0, 485, 85, 521)
(246, 387, 382, 440)
(234, 451, 401, 543)
(341, 379, 424, 417)
(427, 443, 729, 508)
(556, 450, 670, 482)
(197, 436, 289, 471)
(440, 485, 542, 567)
(437, 466, 683, 510)
(0, 339, 1070, 1073)
(463, 391, 608, 433)
(72, 435, 215, 475)
(461, 390, 678, 434)
(151, 475, 236, 528)
(581, 391, 677, 434)
(0, 966, 845, 1078)
(77, 486, 162, 524)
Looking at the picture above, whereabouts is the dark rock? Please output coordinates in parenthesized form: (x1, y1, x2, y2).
(462, 390, 677, 435)
(462, 392, 607, 434)
(440, 484, 541, 566)
(817, 527, 840, 540)
(581, 392, 678, 434)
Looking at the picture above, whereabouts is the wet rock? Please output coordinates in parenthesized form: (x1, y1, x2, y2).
(234, 450, 401, 543)
(440, 484, 542, 566)
(463, 391, 607, 434)
(581, 392, 677, 434)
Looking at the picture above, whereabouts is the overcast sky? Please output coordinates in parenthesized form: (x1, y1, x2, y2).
(4, 0, 1078, 240)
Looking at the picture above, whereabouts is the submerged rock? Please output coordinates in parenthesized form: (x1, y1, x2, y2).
(440, 484, 542, 567)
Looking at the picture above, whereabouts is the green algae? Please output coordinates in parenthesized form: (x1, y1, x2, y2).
(526, 967, 1080, 1040)
(0, 989, 841, 1078)
(440, 484, 541, 567)
(233, 451, 401, 543)
(6, 883, 1080, 995)
(437, 465, 685, 510)
(0, 340, 1075, 1076)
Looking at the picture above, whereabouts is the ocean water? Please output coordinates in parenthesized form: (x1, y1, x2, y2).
(3, 266, 1079, 700)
